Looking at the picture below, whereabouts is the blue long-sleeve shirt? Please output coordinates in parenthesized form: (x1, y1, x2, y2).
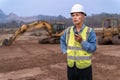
(60, 25, 97, 54)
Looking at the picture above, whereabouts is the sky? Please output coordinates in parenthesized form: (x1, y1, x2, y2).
(0, 0, 120, 18)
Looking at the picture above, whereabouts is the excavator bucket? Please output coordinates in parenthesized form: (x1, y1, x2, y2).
(0, 39, 11, 46)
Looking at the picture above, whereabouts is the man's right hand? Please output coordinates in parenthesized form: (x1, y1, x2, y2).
(75, 34, 82, 43)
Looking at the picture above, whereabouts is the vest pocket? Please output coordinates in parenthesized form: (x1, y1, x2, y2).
(76, 60, 91, 69)
(68, 59, 74, 67)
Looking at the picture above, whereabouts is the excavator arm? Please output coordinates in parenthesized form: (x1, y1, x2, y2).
(0, 21, 52, 46)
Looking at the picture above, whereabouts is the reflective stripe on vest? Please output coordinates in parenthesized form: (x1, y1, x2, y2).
(86, 27, 93, 40)
(67, 56, 91, 60)
(66, 27, 71, 45)
(66, 26, 93, 69)
(67, 46, 83, 50)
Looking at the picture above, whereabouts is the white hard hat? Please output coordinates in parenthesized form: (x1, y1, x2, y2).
(70, 4, 86, 16)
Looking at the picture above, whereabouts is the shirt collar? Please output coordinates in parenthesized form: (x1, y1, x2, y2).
(73, 24, 85, 34)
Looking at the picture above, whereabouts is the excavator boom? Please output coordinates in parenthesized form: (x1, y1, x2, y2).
(0, 21, 52, 46)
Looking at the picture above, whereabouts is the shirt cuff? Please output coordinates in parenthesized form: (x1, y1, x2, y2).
(63, 51, 67, 54)
(81, 41, 89, 51)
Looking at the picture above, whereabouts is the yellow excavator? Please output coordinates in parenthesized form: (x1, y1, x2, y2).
(98, 18, 120, 44)
(0, 20, 65, 46)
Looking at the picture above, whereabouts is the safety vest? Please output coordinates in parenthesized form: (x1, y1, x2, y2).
(66, 26, 93, 69)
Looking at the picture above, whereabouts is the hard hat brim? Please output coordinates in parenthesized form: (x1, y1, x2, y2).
(70, 12, 87, 16)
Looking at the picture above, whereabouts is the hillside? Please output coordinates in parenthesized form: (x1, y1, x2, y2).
(0, 9, 120, 28)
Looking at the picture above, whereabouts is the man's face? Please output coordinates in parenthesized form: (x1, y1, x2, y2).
(71, 12, 85, 25)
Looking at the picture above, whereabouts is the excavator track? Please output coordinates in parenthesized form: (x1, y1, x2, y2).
(38, 37, 60, 44)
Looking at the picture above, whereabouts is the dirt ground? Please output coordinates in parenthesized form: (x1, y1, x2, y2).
(0, 33, 120, 80)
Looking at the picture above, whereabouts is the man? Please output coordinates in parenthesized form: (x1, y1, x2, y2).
(60, 4, 96, 80)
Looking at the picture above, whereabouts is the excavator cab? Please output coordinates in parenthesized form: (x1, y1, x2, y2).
(52, 22, 65, 34)
(103, 18, 118, 35)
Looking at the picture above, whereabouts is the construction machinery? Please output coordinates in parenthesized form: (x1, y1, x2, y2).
(38, 22, 65, 44)
(98, 18, 120, 44)
(0, 20, 65, 46)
